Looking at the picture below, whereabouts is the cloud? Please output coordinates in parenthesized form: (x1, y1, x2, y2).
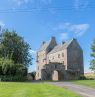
(74, 0, 89, 10)
(12, 0, 30, 6)
(29, 49, 36, 55)
(0, 21, 5, 31)
(60, 33, 69, 41)
(70, 24, 90, 36)
(84, 69, 94, 73)
(54, 23, 90, 37)
(40, 0, 52, 4)
(11, 0, 52, 6)
(0, 21, 5, 27)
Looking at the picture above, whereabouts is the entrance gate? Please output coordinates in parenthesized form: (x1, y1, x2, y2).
(52, 70, 59, 81)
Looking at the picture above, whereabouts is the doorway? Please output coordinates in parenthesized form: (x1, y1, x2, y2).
(52, 70, 59, 81)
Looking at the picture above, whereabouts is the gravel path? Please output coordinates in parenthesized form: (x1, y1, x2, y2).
(48, 82, 95, 97)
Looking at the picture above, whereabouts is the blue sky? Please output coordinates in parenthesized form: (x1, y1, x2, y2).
(0, 0, 95, 73)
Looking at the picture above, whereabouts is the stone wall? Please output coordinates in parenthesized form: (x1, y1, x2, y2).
(67, 39, 84, 75)
(36, 37, 57, 80)
(36, 50, 46, 80)
(41, 62, 79, 80)
(36, 38, 84, 80)
(47, 49, 67, 70)
(41, 63, 66, 80)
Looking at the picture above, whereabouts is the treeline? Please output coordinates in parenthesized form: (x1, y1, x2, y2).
(0, 29, 32, 81)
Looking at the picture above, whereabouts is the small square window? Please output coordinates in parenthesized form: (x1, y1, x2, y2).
(58, 54, 60, 58)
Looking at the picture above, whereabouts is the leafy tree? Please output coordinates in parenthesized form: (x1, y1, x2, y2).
(0, 58, 27, 76)
(90, 39, 95, 73)
(30, 71, 36, 80)
(0, 29, 32, 67)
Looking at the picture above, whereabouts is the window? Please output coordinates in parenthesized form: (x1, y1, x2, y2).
(58, 54, 60, 58)
(62, 53, 64, 57)
(52, 56, 54, 60)
(38, 66, 39, 70)
(38, 73, 39, 77)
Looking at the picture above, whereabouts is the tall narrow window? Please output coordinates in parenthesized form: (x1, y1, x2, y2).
(58, 54, 60, 58)
(52, 56, 54, 60)
(62, 53, 64, 57)
(38, 66, 39, 70)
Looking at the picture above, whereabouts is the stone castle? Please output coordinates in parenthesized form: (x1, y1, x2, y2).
(36, 37, 84, 80)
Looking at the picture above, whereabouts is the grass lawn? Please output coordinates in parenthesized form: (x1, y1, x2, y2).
(0, 82, 81, 97)
(72, 80, 95, 88)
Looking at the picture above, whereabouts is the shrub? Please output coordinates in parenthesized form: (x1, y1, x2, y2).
(79, 75, 87, 80)
(0, 58, 28, 82)
(0, 75, 27, 82)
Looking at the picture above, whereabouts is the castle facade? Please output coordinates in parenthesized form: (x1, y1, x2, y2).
(36, 37, 84, 80)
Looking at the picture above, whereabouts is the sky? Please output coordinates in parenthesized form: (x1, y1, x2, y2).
(0, 0, 95, 73)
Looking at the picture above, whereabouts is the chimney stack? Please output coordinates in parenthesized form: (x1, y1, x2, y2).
(42, 41, 45, 45)
(51, 36, 55, 40)
(62, 41, 65, 44)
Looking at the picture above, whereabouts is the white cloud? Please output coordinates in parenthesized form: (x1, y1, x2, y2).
(41, 0, 52, 4)
(29, 49, 36, 55)
(70, 24, 90, 36)
(0, 21, 5, 31)
(11, 0, 52, 6)
(60, 33, 69, 41)
(54, 23, 71, 30)
(0, 21, 5, 27)
(12, 0, 30, 6)
(54, 23, 90, 37)
(84, 69, 94, 73)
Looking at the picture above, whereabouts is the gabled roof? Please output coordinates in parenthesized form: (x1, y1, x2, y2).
(48, 38, 75, 54)
(38, 40, 51, 51)
(38, 37, 57, 52)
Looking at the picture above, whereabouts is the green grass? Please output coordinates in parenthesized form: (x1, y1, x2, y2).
(0, 82, 81, 97)
(72, 80, 95, 88)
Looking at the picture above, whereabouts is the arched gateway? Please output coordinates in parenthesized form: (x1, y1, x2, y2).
(52, 70, 59, 81)
(41, 62, 66, 80)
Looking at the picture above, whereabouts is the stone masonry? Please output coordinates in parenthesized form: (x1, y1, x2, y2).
(36, 37, 84, 80)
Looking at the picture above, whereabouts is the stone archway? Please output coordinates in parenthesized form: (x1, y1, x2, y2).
(41, 63, 65, 80)
(52, 70, 59, 81)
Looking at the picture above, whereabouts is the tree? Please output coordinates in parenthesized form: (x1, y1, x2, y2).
(0, 58, 14, 75)
(30, 71, 36, 80)
(0, 29, 32, 67)
(90, 39, 95, 73)
(0, 57, 27, 81)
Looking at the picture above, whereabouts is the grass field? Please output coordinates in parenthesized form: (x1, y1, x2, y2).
(0, 82, 81, 97)
(72, 80, 95, 88)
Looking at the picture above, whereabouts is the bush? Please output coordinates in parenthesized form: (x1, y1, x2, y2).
(0, 58, 28, 82)
(79, 75, 87, 80)
(0, 75, 27, 82)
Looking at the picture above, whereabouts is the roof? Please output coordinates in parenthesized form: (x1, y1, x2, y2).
(48, 38, 75, 54)
(38, 40, 51, 51)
